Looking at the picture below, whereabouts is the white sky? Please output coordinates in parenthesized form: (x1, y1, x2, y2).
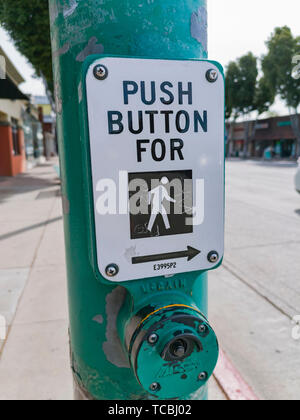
(0, 27, 46, 96)
(208, 0, 300, 116)
(208, 0, 300, 66)
(1, 0, 300, 113)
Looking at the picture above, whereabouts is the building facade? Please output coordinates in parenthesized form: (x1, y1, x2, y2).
(22, 103, 44, 168)
(0, 46, 44, 176)
(34, 95, 57, 159)
(227, 114, 300, 159)
(0, 46, 28, 176)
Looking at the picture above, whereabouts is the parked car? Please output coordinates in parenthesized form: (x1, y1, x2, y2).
(295, 158, 300, 194)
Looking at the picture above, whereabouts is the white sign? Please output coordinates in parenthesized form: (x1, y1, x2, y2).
(86, 57, 224, 282)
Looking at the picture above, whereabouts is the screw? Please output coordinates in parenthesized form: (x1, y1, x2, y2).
(93, 64, 108, 80)
(208, 251, 219, 264)
(198, 372, 208, 381)
(148, 333, 159, 345)
(206, 69, 218, 83)
(198, 324, 207, 334)
(105, 264, 119, 277)
(150, 382, 160, 392)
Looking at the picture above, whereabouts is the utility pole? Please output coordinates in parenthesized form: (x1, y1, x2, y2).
(49, 0, 224, 400)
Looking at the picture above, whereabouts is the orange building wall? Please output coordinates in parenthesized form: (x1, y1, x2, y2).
(0, 124, 26, 177)
(11, 129, 26, 176)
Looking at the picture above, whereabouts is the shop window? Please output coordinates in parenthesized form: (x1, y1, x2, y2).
(11, 118, 20, 155)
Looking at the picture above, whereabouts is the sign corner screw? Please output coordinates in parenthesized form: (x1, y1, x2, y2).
(208, 251, 219, 264)
(206, 69, 218, 83)
(105, 264, 119, 277)
(93, 64, 108, 80)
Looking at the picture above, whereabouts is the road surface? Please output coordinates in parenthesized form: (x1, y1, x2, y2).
(209, 159, 300, 400)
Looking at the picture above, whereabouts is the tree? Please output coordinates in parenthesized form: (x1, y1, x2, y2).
(0, 0, 53, 95)
(262, 26, 300, 157)
(225, 61, 240, 156)
(225, 53, 274, 158)
(249, 76, 275, 148)
(225, 61, 239, 120)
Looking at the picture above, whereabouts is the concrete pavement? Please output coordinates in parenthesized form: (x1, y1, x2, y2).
(0, 162, 72, 400)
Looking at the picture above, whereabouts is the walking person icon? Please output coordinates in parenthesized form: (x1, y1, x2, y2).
(129, 170, 193, 240)
(147, 177, 176, 232)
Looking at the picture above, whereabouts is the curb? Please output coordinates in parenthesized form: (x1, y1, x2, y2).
(213, 349, 259, 401)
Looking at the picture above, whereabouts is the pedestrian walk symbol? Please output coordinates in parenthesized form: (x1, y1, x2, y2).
(129, 170, 193, 240)
(147, 176, 176, 232)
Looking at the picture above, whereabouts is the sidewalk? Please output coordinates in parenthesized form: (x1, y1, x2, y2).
(0, 162, 72, 400)
(0, 162, 226, 400)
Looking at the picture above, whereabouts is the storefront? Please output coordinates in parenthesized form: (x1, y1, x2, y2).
(228, 116, 299, 159)
(0, 119, 26, 177)
(0, 46, 44, 176)
(0, 75, 28, 176)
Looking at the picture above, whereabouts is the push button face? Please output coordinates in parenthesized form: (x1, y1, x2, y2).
(128, 306, 219, 399)
(169, 339, 188, 359)
(161, 335, 201, 362)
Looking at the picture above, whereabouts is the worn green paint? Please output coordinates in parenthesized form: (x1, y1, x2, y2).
(49, 0, 215, 400)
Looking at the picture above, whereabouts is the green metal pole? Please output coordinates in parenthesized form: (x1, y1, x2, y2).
(49, 0, 216, 400)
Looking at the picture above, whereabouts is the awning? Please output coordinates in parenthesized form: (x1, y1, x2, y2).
(0, 76, 28, 100)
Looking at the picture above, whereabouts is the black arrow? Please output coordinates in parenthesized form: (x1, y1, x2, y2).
(132, 246, 201, 265)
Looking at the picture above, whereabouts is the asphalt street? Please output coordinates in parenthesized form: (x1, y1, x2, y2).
(209, 159, 300, 400)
